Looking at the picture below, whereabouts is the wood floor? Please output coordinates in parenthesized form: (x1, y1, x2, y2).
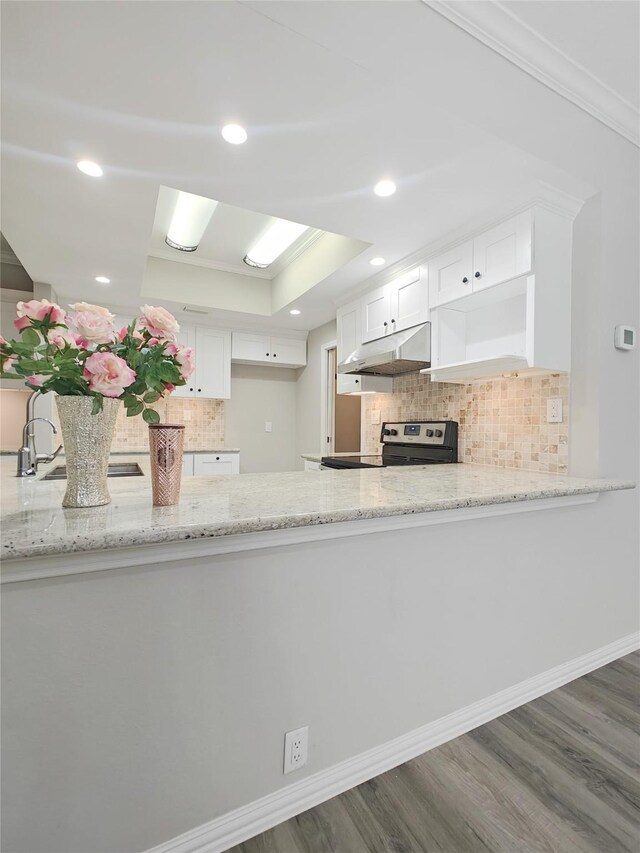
(228, 652, 640, 853)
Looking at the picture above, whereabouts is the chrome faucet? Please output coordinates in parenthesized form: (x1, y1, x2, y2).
(16, 392, 63, 477)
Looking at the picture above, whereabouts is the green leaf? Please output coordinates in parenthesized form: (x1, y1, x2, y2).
(21, 328, 40, 346)
(126, 400, 144, 417)
(143, 390, 161, 403)
(91, 396, 103, 415)
(142, 407, 160, 424)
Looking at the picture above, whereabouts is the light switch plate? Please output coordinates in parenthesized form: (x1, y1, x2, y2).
(370, 410, 380, 425)
(265, 421, 272, 433)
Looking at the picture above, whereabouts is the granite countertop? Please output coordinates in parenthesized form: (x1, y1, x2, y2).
(0, 455, 634, 562)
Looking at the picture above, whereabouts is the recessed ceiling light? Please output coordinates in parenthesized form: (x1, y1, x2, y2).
(166, 191, 218, 252)
(77, 160, 103, 177)
(370, 257, 385, 266)
(244, 219, 308, 269)
(374, 179, 396, 197)
(290, 309, 301, 315)
(95, 276, 110, 284)
(221, 124, 247, 145)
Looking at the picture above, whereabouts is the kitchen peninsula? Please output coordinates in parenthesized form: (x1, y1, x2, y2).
(1, 460, 636, 853)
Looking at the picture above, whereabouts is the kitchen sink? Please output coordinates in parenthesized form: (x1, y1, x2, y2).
(43, 462, 144, 480)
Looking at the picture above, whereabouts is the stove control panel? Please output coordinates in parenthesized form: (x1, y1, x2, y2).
(381, 421, 449, 445)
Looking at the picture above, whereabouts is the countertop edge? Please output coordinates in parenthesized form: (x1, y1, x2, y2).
(1, 478, 634, 568)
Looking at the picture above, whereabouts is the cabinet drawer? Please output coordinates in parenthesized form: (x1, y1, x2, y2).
(193, 453, 240, 475)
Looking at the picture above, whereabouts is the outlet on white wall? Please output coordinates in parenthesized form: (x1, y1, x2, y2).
(283, 726, 308, 774)
(547, 399, 563, 423)
(264, 421, 272, 433)
(370, 410, 380, 425)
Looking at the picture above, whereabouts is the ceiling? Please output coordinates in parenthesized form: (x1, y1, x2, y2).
(1, 1, 634, 332)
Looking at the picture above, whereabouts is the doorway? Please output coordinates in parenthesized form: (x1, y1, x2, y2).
(324, 347, 361, 454)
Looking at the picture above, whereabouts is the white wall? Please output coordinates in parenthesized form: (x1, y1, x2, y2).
(294, 319, 336, 466)
(226, 364, 298, 473)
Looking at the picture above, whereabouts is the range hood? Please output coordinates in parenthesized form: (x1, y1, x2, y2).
(338, 323, 431, 377)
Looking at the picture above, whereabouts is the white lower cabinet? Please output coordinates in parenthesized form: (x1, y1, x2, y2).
(304, 460, 323, 471)
(182, 452, 240, 476)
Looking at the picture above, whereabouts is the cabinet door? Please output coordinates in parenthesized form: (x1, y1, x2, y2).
(390, 268, 426, 332)
(171, 325, 197, 398)
(270, 337, 307, 367)
(362, 284, 391, 342)
(427, 241, 473, 307)
(182, 454, 194, 476)
(193, 453, 239, 475)
(194, 328, 231, 399)
(336, 300, 361, 394)
(472, 212, 532, 292)
(231, 332, 271, 364)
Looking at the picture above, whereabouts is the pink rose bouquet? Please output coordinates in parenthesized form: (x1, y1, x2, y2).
(0, 300, 194, 423)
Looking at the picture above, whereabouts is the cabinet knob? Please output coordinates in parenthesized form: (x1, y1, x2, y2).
(216, 456, 220, 461)
(462, 277, 469, 284)
(197, 388, 202, 393)
(355, 379, 359, 383)
(273, 354, 277, 358)
(383, 321, 388, 327)
(189, 387, 193, 392)
(266, 353, 269, 356)
(475, 271, 481, 278)
(391, 319, 395, 324)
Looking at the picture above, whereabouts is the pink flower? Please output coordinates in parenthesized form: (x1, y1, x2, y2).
(164, 343, 194, 380)
(83, 352, 136, 398)
(175, 345, 195, 380)
(14, 298, 65, 331)
(47, 329, 79, 348)
(68, 302, 115, 345)
(26, 374, 44, 387)
(139, 305, 179, 341)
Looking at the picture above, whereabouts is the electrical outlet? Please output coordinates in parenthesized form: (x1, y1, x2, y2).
(182, 410, 192, 422)
(547, 399, 563, 423)
(265, 421, 272, 433)
(370, 410, 380, 426)
(283, 726, 308, 774)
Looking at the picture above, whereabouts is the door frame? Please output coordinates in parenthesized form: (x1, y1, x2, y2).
(320, 339, 337, 455)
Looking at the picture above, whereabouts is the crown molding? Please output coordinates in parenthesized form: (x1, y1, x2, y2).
(147, 249, 273, 280)
(424, 0, 639, 148)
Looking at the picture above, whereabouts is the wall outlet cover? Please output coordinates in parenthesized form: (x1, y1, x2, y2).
(265, 421, 272, 433)
(547, 398, 563, 423)
(283, 726, 308, 774)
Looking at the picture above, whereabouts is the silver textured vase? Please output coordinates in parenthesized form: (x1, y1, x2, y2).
(55, 396, 121, 508)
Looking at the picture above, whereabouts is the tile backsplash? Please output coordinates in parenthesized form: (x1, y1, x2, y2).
(361, 372, 569, 473)
(109, 397, 225, 452)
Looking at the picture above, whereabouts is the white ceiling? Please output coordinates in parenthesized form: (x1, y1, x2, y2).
(1, 0, 631, 332)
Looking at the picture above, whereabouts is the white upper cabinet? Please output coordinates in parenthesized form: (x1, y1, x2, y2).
(472, 211, 532, 293)
(362, 268, 425, 342)
(336, 299, 392, 394)
(424, 205, 576, 383)
(362, 284, 392, 342)
(429, 213, 532, 308)
(269, 337, 307, 368)
(428, 242, 474, 307)
(232, 332, 306, 368)
(231, 332, 270, 364)
(171, 324, 231, 399)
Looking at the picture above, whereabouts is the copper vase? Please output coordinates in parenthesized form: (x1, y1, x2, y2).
(148, 424, 185, 506)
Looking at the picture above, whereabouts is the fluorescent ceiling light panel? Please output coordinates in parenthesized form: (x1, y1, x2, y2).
(244, 219, 308, 268)
(166, 191, 218, 252)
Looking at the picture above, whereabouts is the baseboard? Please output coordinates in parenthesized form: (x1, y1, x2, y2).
(145, 631, 640, 853)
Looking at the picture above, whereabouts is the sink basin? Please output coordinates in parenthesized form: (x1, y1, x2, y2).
(43, 462, 144, 480)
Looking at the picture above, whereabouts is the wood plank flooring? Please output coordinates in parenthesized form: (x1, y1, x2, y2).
(227, 652, 640, 853)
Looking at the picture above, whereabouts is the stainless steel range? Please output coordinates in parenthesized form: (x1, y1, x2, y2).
(321, 420, 458, 469)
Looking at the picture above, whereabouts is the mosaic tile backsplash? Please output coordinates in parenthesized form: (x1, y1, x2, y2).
(110, 397, 224, 452)
(361, 372, 569, 473)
